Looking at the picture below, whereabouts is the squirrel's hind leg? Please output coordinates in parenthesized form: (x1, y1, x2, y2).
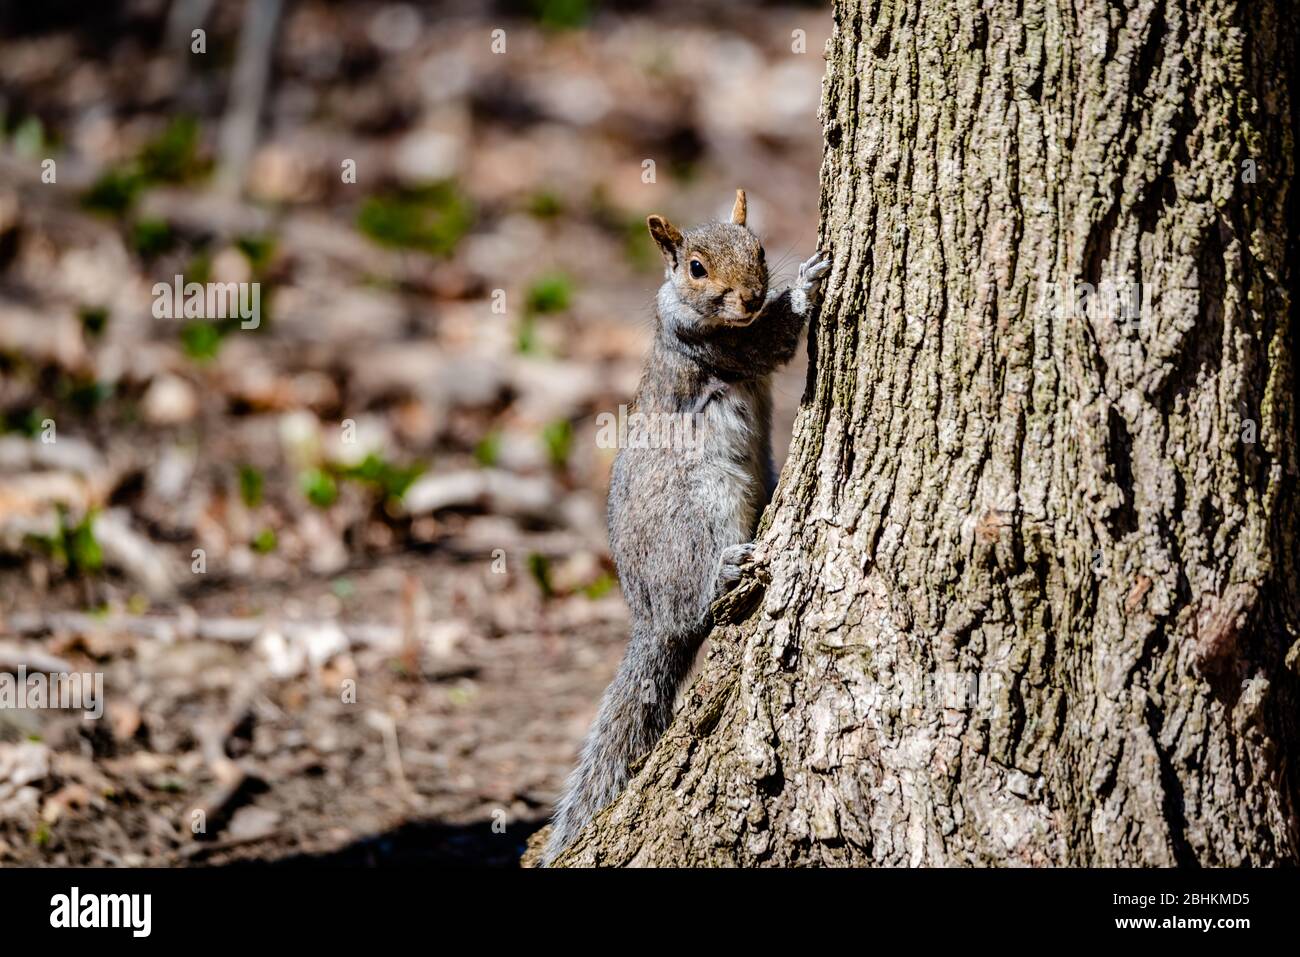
(542, 622, 698, 865)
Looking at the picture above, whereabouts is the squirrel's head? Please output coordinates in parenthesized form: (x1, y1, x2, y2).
(648, 189, 768, 327)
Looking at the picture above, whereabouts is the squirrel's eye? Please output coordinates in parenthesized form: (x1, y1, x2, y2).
(689, 259, 707, 279)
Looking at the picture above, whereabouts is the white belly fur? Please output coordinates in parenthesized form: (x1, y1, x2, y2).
(692, 380, 766, 546)
(676, 379, 769, 702)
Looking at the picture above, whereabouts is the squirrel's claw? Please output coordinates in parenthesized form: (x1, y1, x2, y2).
(798, 250, 832, 285)
(715, 541, 757, 598)
(791, 250, 831, 315)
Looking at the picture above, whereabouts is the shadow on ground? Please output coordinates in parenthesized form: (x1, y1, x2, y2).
(219, 819, 546, 868)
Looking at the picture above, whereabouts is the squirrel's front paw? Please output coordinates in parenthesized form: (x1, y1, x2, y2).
(715, 542, 756, 597)
(791, 250, 831, 315)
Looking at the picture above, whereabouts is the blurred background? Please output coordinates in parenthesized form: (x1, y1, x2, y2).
(0, 0, 830, 865)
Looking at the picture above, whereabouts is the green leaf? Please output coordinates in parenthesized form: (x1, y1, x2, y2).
(525, 272, 573, 315)
(12, 116, 45, 156)
(238, 465, 264, 507)
(236, 234, 277, 273)
(300, 468, 338, 508)
(527, 190, 564, 219)
(337, 453, 424, 502)
(531, 0, 590, 30)
(81, 167, 143, 216)
(474, 431, 502, 467)
(138, 116, 208, 184)
(527, 552, 553, 598)
(582, 572, 617, 600)
(542, 419, 573, 470)
(67, 512, 103, 573)
(180, 321, 223, 361)
(357, 181, 474, 256)
(130, 218, 175, 258)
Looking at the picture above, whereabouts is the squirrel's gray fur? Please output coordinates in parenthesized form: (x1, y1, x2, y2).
(542, 190, 830, 864)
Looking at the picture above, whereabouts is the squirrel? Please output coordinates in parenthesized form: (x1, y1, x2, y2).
(541, 189, 830, 865)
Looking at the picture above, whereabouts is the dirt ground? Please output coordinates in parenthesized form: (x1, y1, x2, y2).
(3, 554, 631, 865)
(0, 0, 827, 866)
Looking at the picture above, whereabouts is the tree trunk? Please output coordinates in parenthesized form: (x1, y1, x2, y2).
(557, 0, 1300, 866)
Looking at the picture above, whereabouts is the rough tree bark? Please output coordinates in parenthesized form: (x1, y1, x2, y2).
(555, 0, 1299, 865)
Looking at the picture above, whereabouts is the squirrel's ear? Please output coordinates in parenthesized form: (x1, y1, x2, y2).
(647, 215, 684, 265)
(730, 189, 747, 226)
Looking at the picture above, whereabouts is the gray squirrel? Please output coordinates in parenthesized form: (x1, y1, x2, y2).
(542, 189, 831, 864)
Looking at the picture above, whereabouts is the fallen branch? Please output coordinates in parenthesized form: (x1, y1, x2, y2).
(0, 642, 74, 675)
(216, 0, 284, 194)
(1, 611, 403, 650)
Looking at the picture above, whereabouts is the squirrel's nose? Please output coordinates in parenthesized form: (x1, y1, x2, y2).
(740, 290, 763, 314)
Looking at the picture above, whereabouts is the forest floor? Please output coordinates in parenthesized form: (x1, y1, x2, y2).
(0, 0, 826, 865)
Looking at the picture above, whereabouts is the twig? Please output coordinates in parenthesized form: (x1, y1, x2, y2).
(216, 0, 284, 195)
(0, 642, 74, 675)
(165, 0, 218, 52)
(1, 611, 402, 650)
(366, 710, 413, 801)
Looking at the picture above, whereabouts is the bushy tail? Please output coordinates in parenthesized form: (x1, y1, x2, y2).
(542, 628, 700, 865)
